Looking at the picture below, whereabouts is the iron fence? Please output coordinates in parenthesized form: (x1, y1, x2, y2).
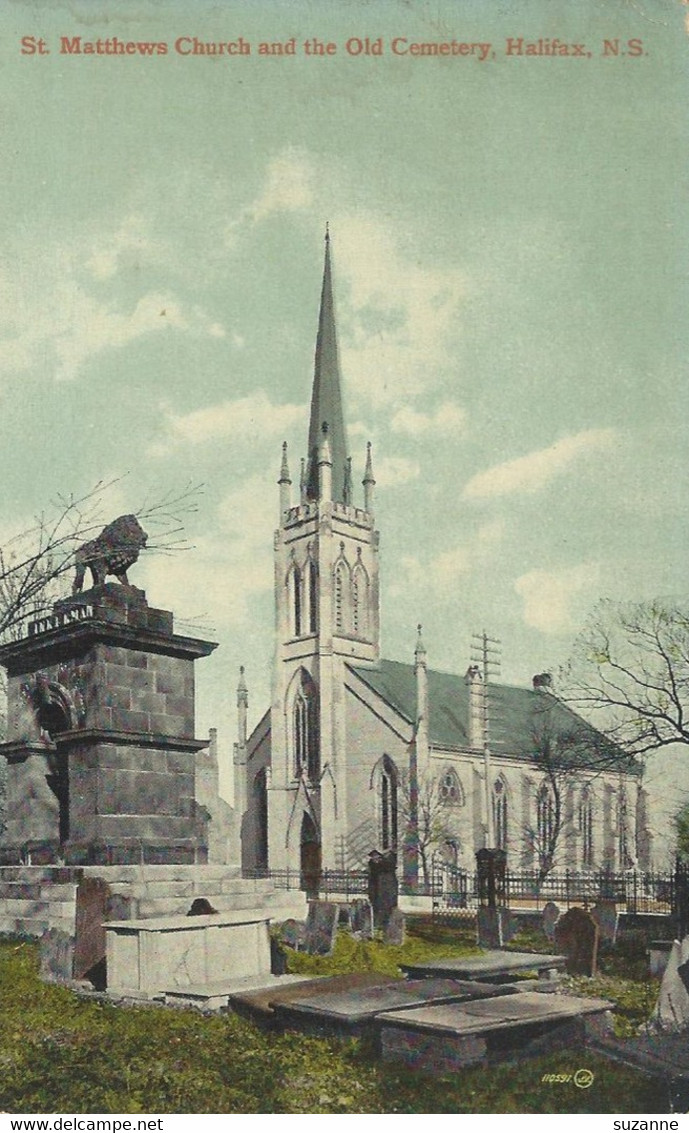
(244, 863, 679, 917)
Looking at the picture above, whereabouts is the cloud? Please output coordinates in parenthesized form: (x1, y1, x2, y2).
(391, 401, 466, 437)
(395, 519, 506, 598)
(463, 429, 619, 500)
(139, 474, 278, 629)
(515, 563, 600, 634)
(373, 455, 420, 488)
(151, 391, 306, 454)
(248, 148, 314, 223)
(330, 215, 465, 409)
(85, 213, 158, 281)
(225, 148, 315, 243)
(0, 244, 224, 382)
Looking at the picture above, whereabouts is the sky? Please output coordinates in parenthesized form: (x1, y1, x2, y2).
(0, 0, 688, 821)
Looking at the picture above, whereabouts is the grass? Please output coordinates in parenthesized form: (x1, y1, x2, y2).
(0, 923, 669, 1115)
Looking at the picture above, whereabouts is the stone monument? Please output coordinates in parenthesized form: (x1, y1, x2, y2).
(0, 517, 217, 866)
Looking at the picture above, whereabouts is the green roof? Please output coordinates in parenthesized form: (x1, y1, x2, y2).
(349, 659, 638, 772)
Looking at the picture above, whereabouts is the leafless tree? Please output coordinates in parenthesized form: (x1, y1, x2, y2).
(560, 599, 689, 759)
(398, 768, 458, 887)
(524, 685, 636, 881)
(0, 477, 202, 644)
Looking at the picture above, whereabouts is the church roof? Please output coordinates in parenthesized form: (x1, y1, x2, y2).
(349, 658, 638, 772)
(305, 228, 348, 503)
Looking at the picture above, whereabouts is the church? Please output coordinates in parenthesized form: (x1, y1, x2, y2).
(234, 233, 650, 885)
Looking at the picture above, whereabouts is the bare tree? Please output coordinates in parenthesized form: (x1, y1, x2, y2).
(0, 477, 202, 644)
(561, 599, 689, 759)
(524, 683, 637, 880)
(398, 768, 458, 887)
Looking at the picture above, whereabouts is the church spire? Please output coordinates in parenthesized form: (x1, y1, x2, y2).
(305, 228, 348, 503)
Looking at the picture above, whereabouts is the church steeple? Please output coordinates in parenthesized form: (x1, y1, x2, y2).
(305, 227, 348, 502)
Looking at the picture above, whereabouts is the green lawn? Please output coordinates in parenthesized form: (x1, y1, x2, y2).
(0, 924, 668, 1114)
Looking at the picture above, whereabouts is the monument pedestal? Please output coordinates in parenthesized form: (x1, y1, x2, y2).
(0, 583, 216, 866)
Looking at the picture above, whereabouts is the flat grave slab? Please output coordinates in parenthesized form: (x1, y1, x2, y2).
(401, 950, 565, 982)
(272, 976, 518, 1035)
(163, 974, 314, 1011)
(231, 971, 391, 1021)
(378, 991, 612, 1072)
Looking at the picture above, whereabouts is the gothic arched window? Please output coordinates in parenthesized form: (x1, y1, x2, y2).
(253, 768, 268, 871)
(493, 777, 508, 851)
(287, 565, 302, 638)
(537, 782, 555, 869)
(580, 786, 594, 869)
(380, 755, 398, 852)
(351, 561, 368, 638)
(308, 560, 318, 634)
(334, 561, 348, 633)
(293, 671, 319, 781)
(618, 787, 630, 869)
(439, 768, 464, 807)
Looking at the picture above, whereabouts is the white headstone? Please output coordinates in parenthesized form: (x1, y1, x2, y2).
(648, 937, 689, 1033)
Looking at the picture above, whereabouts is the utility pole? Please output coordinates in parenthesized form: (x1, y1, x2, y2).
(471, 630, 501, 848)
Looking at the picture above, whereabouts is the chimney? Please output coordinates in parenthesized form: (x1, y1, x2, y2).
(532, 672, 553, 691)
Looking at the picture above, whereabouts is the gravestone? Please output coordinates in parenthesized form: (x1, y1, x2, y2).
(187, 898, 218, 916)
(368, 850, 398, 930)
(73, 876, 111, 981)
(590, 900, 619, 945)
(270, 935, 288, 975)
(305, 900, 339, 955)
(542, 901, 561, 942)
(350, 898, 373, 940)
(477, 906, 515, 949)
(384, 907, 405, 946)
(40, 926, 76, 983)
(280, 918, 307, 951)
(647, 936, 689, 1033)
(553, 906, 599, 976)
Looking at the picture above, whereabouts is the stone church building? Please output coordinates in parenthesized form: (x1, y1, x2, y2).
(235, 234, 649, 884)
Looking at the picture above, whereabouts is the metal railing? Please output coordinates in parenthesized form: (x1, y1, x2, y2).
(244, 863, 678, 917)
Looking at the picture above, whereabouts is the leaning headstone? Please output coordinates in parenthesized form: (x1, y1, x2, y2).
(553, 906, 599, 976)
(646, 937, 689, 1033)
(350, 898, 374, 940)
(279, 918, 307, 951)
(74, 876, 111, 981)
(40, 927, 75, 983)
(305, 901, 339, 955)
(590, 900, 619, 945)
(542, 901, 561, 942)
(384, 907, 406, 946)
(368, 850, 398, 930)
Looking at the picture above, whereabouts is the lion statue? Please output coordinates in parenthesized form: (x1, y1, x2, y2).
(72, 514, 148, 594)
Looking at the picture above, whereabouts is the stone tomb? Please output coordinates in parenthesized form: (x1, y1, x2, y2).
(0, 583, 216, 866)
(271, 977, 516, 1036)
(106, 909, 272, 999)
(401, 950, 566, 983)
(377, 991, 613, 1071)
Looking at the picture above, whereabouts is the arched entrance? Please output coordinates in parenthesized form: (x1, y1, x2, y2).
(300, 812, 321, 898)
(34, 682, 72, 846)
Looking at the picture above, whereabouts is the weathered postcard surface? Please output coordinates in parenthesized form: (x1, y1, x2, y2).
(0, 0, 687, 1119)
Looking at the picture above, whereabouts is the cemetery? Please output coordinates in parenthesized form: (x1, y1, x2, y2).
(1, 527, 688, 1114)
